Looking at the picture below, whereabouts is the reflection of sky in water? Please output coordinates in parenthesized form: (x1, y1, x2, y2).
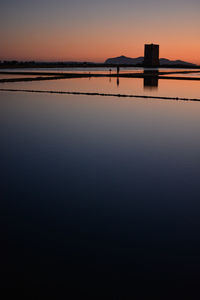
(163, 72, 200, 77)
(1, 76, 200, 99)
(0, 74, 50, 80)
(1, 90, 200, 289)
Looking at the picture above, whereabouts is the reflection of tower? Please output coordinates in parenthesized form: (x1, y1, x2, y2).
(143, 70, 158, 90)
(117, 77, 119, 87)
(144, 44, 159, 67)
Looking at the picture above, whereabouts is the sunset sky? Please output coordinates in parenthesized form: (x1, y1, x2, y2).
(1, 0, 200, 64)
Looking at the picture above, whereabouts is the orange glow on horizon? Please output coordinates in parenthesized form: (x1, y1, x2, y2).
(1, 38, 200, 64)
(1, 15, 200, 64)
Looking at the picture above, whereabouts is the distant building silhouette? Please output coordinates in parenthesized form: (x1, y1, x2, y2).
(144, 44, 159, 67)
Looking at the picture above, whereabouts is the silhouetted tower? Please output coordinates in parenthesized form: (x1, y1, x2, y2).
(144, 44, 159, 67)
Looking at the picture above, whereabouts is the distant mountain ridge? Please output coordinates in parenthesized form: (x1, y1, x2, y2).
(105, 55, 196, 66)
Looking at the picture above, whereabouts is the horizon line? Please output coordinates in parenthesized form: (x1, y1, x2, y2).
(0, 57, 198, 65)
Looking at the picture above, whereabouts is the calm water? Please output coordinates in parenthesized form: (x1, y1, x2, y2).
(2, 75, 200, 99)
(1, 77, 200, 294)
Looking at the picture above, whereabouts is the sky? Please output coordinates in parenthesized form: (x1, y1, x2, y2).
(1, 0, 200, 63)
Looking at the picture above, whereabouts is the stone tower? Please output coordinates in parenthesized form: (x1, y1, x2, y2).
(144, 44, 159, 67)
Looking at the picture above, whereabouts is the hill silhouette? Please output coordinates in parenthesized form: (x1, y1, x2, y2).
(105, 56, 196, 66)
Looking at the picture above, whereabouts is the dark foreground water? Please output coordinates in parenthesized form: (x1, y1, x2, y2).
(1, 90, 200, 295)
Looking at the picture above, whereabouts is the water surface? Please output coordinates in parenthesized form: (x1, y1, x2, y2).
(2, 75, 200, 99)
(1, 78, 200, 294)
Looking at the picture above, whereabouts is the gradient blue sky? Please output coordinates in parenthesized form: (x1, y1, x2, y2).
(1, 0, 200, 63)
